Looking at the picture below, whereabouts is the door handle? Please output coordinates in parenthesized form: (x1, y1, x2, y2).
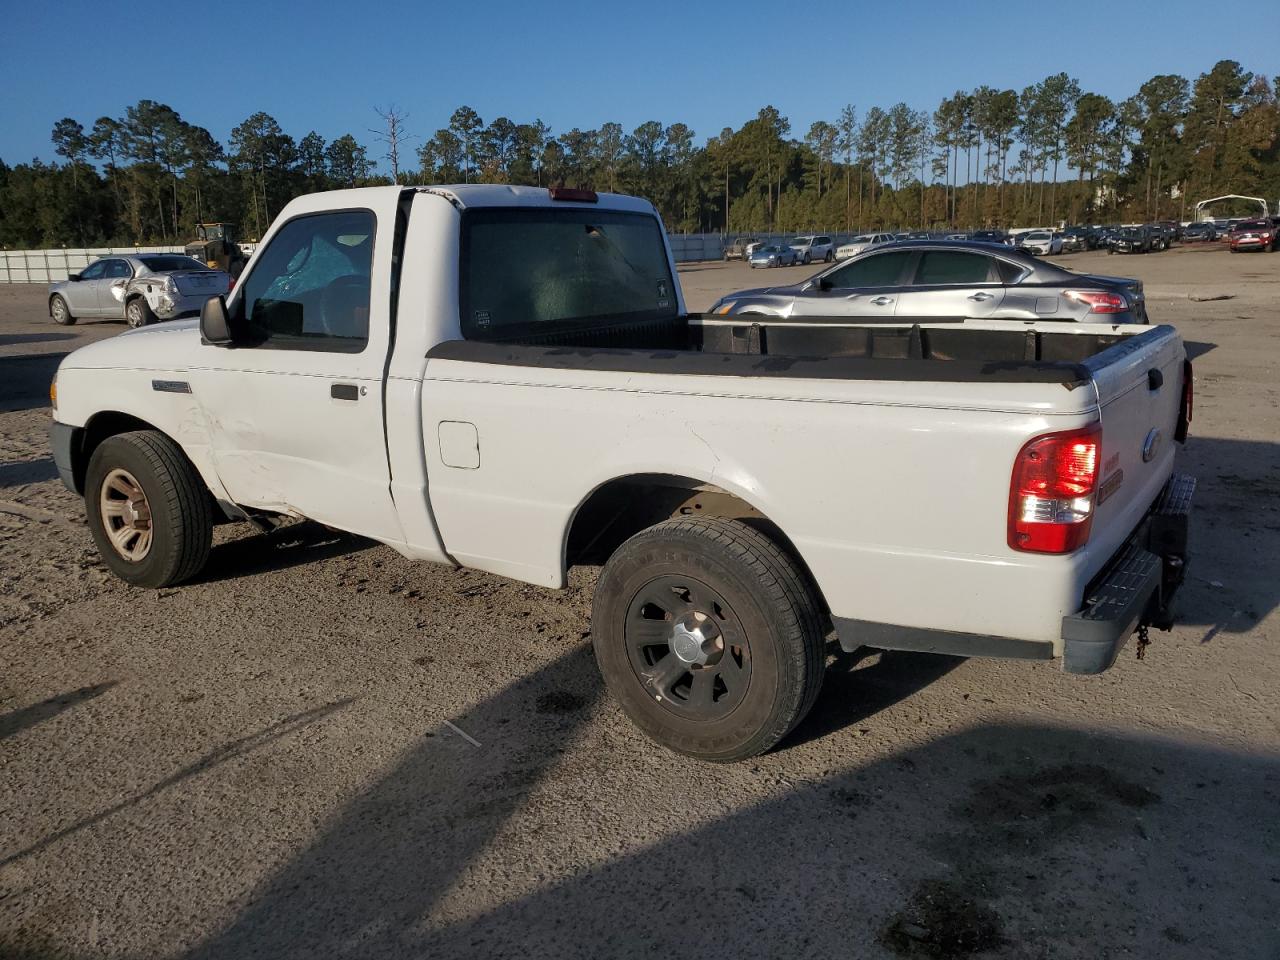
(331, 383, 359, 401)
(870, 296, 894, 306)
(968, 291, 994, 302)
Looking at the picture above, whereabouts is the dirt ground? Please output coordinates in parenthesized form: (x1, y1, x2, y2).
(1, 244, 1277, 960)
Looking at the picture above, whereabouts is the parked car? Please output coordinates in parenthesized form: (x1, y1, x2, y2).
(1148, 223, 1174, 251)
(1108, 226, 1154, 255)
(710, 239, 1147, 324)
(970, 229, 1011, 246)
(1155, 220, 1183, 242)
(787, 235, 835, 264)
(749, 243, 800, 268)
(1060, 227, 1090, 253)
(1182, 221, 1218, 242)
(49, 184, 1195, 761)
(835, 233, 895, 259)
(48, 254, 232, 328)
(1228, 218, 1277, 253)
(1016, 230, 1063, 256)
(723, 237, 761, 261)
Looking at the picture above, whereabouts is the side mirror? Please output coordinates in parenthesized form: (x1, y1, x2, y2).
(200, 296, 234, 346)
(68, 273, 81, 282)
(815, 276, 832, 292)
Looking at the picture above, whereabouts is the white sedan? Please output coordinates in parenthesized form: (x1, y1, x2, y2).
(835, 233, 896, 259)
(1016, 231, 1063, 256)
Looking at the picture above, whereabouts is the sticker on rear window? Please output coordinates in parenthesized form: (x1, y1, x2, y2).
(474, 310, 491, 328)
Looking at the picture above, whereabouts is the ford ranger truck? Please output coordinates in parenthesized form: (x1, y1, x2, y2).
(48, 185, 1196, 762)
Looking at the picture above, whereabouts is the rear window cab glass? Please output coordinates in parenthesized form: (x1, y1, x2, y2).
(461, 207, 677, 340)
(825, 250, 913, 288)
(236, 208, 375, 353)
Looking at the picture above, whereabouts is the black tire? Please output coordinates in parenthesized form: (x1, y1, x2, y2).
(803, 253, 812, 265)
(125, 297, 156, 328)
(50, 294, 76, 326)
(85, 431, 213, 588)
(825, 250, 834, 262)
(592, 517, 825, 762)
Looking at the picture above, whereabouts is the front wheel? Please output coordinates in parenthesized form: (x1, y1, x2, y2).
(592, 517, 826, 762)
(125, 297, 156, 328)
(84, 431, 213, 588)
(50, 295, 76, 326)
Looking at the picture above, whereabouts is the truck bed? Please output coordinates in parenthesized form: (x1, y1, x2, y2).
(427, 313, 1156, 387)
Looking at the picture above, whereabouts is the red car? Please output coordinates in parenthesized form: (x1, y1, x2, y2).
(1228, 219, 1276, 252)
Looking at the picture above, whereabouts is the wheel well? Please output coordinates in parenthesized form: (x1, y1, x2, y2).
(72, 412, 160, 493)
(564, 473, 829, 616)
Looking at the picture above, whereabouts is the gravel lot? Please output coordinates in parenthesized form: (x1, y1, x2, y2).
(2, 244, 1278, 959)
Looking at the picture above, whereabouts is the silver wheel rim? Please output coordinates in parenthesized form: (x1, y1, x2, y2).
(128, 302, 142, 326)
(99, 468, 153, 562)
(52, 298, 66, 321)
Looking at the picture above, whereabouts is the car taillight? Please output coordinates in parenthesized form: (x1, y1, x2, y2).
(1175, 359, 1193, 442)
(1008, 425, 1101, 554)
(1063, 289, 1127, 314)
(228, 276, 236, 292)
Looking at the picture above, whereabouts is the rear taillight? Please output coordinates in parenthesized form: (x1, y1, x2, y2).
(1175, 359, 1193, 442)
(228, 276, 236, 292)
(1063, 289, 1127, 314)
(1008, 425, 1101, 554)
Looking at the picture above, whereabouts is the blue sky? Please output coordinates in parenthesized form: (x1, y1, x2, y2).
(3, 0, 1276, 168)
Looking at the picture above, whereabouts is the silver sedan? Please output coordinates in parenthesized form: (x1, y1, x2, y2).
(748, 243, 800, 268)
(711, 240, 1148, 324)
(49, 254, 231, 328)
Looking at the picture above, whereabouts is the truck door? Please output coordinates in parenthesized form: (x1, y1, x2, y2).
(188, 200, 406, 545)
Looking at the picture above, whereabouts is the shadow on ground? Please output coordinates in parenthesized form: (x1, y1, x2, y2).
(0, 681, 116, 742)
(0, 457, 58, 488)
(194, 521, 376, 584)
(160, 647, 1279, 960)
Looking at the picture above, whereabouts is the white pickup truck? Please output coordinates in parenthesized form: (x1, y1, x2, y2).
(49, 185, 1196, 761)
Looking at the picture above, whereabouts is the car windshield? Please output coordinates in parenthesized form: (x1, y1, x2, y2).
(1025, 232, 1048, 240)
(847, 236, 871, 243)
(1236, 220, 1268, 230)
(1120, 228, 1143, 237)
(789, 238, 811, 245)
(138, 255, 206, 272)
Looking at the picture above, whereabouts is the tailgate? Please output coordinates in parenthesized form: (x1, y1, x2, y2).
(1084, 325, 1186, 577)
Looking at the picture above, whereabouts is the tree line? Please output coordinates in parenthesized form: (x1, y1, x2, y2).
(1, 59, 1276, 248)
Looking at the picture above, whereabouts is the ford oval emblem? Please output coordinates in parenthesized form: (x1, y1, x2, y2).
(1142, 428, 1162, 463)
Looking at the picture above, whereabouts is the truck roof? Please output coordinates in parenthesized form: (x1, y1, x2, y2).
(276, 183, 658, 218)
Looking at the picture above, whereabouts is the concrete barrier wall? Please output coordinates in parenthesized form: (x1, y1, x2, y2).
(0, 244, 259, 283)
(3, 233, 871, 281)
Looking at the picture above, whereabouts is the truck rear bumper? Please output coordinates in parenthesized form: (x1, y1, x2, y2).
(832, 473, 1195, 673)
(1060, 473, 1196, 674)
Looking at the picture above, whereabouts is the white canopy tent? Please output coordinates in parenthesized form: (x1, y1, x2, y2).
(1193, 195, 1272, 221)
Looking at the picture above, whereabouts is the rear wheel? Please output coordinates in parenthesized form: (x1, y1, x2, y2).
(50, 295, 75, 326)
(125, 297, 156, 328)
(592, 517, 826, 762)
(85, 431, 213, 588)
